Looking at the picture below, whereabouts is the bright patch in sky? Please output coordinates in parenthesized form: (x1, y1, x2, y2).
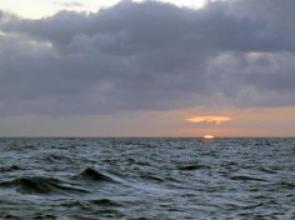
(0, 0, 206, 18)
(186, 116, 232, 125)
(203, 134, 215, 139)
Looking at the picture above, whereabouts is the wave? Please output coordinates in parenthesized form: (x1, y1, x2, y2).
(276, 180, 295, 189)
(139, 174, 164, 182)
(0, 165, 22, 172)
(75, 167, 117, 183)
(177, 164, 210, 171)
(230, 175, 266, 181)
(89, 199, 122, 207)
(43, 154, 73, 163)
(0, 176, 88, 194)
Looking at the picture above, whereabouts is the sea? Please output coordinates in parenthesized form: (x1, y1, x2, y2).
(0, 138, 294, 219)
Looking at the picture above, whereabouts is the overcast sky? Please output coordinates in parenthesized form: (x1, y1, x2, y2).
(0, 0, 294, 137)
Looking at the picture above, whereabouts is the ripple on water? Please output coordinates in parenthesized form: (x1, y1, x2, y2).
(0, 138, 294, 219)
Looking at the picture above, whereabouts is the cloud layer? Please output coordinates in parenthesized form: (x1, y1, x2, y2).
(0, 0, 295, 116)
(186, 116, 232, 125)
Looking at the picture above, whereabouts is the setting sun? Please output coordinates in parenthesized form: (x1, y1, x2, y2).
(203, 135, 215, 139)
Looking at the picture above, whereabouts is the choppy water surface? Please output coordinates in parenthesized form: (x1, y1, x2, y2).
(0, 138, 294, 219)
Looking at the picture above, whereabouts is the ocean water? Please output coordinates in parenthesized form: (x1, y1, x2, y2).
(0, 138, 294, 220)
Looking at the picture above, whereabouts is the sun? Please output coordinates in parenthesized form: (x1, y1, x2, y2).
(203, 134, 215, 139)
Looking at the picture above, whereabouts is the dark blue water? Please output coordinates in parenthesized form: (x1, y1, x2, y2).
(0, 138, 294, 219)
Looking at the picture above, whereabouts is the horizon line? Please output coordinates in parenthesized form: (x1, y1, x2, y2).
(0, 136, 294, 139)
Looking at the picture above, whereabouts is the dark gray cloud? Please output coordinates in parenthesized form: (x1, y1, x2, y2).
(0, 0, 295, 116)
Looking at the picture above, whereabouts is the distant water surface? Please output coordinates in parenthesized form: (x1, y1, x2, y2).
(0, 138, 294, 219)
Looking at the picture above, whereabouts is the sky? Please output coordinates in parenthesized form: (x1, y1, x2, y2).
(0, 0, 294, 137)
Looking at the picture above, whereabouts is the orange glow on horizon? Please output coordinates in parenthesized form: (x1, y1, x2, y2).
(186, 115, 232, 125)
(203, 134, 215, 139)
